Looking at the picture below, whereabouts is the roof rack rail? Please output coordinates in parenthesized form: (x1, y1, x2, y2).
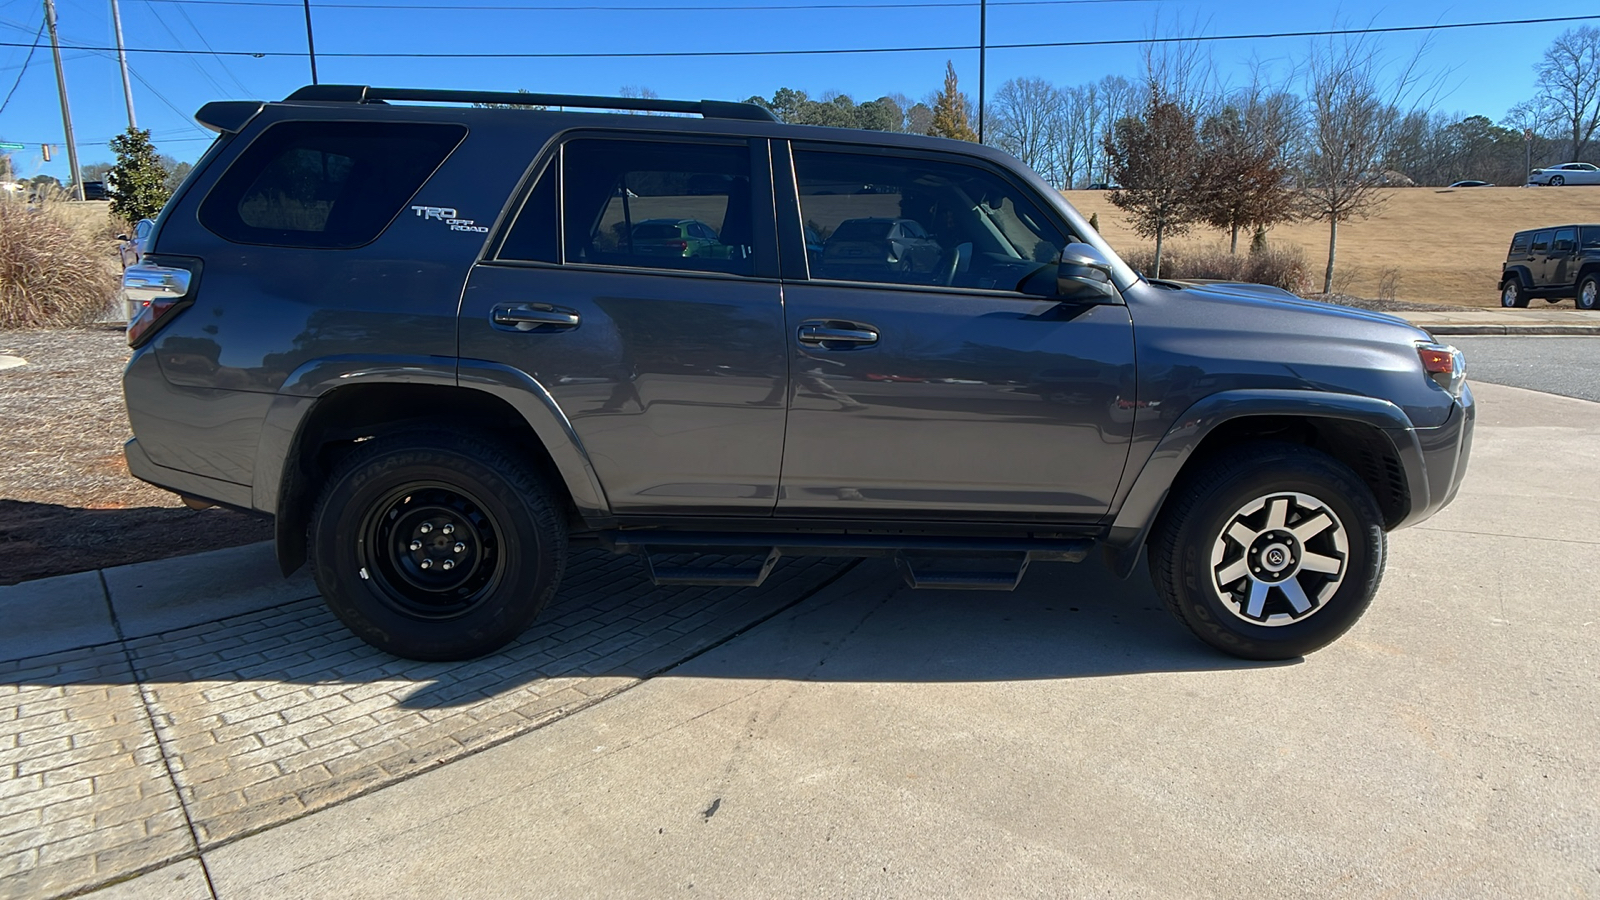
(282, 84, 778, 122)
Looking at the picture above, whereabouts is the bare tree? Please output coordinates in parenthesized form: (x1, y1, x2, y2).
(1533, 26, 1600, 161)
(1104, 87, 1204, 277)
(991, 77, 1066, 184)
(1300, 35, 1430, 293)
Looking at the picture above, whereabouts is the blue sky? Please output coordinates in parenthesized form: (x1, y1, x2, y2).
(0, 0, 1585, 182)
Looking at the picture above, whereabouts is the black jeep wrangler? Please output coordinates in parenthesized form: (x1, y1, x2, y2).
(121, 85, 1474, 663)
(1500, 224, 1600, 310)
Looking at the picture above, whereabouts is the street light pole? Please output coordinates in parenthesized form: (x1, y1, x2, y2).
(977, 0, 986, 143)
(302, 0, 318, 84)
(42, 0, 83, 200)
(111, 0, 137, 129)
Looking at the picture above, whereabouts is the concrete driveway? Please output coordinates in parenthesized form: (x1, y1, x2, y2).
(93, 381, 1587, 900)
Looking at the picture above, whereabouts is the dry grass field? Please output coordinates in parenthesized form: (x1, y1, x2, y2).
(1064, 186, 1600, 308)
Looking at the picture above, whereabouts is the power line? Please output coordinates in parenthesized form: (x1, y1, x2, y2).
(2, 13, 1597, 60)
(0, 13, 42, 116)
(141, 0, 1163, 10)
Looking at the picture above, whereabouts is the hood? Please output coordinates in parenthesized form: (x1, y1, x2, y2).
(1161, 279, 1429, 335)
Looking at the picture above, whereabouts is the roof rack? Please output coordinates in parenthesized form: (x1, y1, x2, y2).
(282, 85, 778, 122)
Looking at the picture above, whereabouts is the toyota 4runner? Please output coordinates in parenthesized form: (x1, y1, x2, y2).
(121, 85, 1474, 662)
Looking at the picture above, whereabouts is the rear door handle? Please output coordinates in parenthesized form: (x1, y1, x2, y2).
(492, 304, 581, 330)
(798, 322, 879, 346)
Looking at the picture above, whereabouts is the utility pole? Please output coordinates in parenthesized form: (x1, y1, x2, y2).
(976, 0, 986, 143)
(42, 0, 83, 200)
(111, 0, 137, 129)
(302, 0, 318, 84)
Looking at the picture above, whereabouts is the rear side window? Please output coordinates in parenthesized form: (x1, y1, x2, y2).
(561, 138, 758, 277)
(200, 121, 465, 249)
(1509, 233, 1530, 254)
(1582, 227, 1600, 250)
(1553, 227, 1576, 252)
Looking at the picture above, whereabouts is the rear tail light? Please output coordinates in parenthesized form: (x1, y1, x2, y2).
(673, 240, 688, 252)
(1416, 341, 1466, 398)
(125, 262, 196, 347)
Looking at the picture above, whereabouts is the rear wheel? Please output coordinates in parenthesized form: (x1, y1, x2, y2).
(1149, 443, 1386, 661)
(1500, 279, 1529, 308)
(1577, 274, 1599, 311)
(309, 431, 566, 660)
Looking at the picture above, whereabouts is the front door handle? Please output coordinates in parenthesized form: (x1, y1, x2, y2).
(492, 304, 581, 330)
(798, 321, 879, 346)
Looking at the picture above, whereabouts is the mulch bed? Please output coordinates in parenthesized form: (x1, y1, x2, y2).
(0, 326, 271, 586)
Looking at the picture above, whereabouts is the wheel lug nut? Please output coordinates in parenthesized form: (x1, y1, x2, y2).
(442, 524, 455, 535)
(420, 523, 433, 534)
(441, 559, 455, 571)
(409, 540, 422, 551)
(420, 559, 433, 570)
(453, 542, 466, 554)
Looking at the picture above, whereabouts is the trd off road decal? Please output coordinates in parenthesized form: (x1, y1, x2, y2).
(411, 205, 489, 233)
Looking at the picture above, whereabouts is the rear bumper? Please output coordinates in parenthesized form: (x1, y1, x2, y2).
(124, 437, 255, 511)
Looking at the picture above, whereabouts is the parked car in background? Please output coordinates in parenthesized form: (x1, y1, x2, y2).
(119, 83, 1474, 665)
(1086, 182, 1118, 190)
(819, 217, 942, 282)
(1500, 224, 1600, 310)
(629, 218, 726, 260)
(118, 218, 155, 321)
(1447, 180, 1493, 188)
(80, 181, 109, 200)
(1526, 163, 1600, 186)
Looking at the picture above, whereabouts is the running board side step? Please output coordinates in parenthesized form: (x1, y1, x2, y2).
(598, 531, 1092, 591)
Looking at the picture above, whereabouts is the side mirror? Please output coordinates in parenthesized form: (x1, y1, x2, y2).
(1057, 242, 1116, 300)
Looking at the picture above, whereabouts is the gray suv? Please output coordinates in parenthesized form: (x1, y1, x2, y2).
(122, 85, 1474, 663)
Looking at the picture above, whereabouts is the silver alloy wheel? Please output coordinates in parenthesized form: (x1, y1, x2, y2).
(1502, 282, 1519, 307)
(1210, 492, 1348, 627)
(1581, 279, 1598, 310)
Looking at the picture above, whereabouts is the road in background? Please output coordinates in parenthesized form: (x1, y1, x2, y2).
(1450, 335, 1600, 403)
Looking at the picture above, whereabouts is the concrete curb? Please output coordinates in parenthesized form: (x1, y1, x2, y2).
(1415, 324, 1600, 336)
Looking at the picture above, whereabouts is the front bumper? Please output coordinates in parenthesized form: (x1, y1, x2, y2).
(1393, 383, 1475, 529)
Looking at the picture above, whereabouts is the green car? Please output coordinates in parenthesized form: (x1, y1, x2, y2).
(631, 218, 729, 260)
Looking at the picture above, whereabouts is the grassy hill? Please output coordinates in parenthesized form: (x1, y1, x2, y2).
(1063, 187, 1600, 308)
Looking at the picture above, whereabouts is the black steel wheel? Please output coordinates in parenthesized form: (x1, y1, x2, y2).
(309, 431, 566, 660)
(1149, 443, 1386, 661)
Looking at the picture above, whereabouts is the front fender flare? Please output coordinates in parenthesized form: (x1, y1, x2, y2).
(1102, 389, 1424, 578)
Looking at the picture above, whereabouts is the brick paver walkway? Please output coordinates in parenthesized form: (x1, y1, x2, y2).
(0, 551, 851, 899)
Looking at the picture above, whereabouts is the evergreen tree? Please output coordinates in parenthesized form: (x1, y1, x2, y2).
(930, 62, 979, 141)
(108, 128, 171, 224)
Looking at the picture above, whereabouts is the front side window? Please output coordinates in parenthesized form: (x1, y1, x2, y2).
(561, 138, 757, 277)
(793, 147, 1069, 295)
(200, 121, 465, 249)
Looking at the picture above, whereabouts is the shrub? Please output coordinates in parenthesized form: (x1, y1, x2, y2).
(1118, 242, 1310, 293)
(0, 197, 120, 328)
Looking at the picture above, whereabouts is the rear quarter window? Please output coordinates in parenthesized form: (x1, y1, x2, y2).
(1509, 233, 1530, 254)
(200, 120, 465, 249)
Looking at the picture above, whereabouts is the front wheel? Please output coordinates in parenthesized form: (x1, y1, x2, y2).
(1500, 279, 1529, 308)
(1149, 444, 1386, 661)
(1551, 175, 1566, 186)
(1577, 274, 1599, 311)
(309, 431, 567, 660)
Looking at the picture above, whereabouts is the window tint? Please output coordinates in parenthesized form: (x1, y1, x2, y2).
(1532, 231, 1552, 252)
(1510, 233, 1530, 254)
(562, 138, 756, 277)
(1581, 227, 1600, 250)
(793, 147, 1068, 294)
(1554, 227, 1576, 251)
(497, 159, 558, 263)
(201, 121, 464, 249)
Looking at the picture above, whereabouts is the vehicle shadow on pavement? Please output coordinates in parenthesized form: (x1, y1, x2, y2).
(0, 499, 273, 586)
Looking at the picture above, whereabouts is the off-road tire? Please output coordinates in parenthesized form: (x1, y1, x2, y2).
(1577, 274, 1600, 311)
(309, 431, 567, 660)
(1500, 278, 1529, 308)
(1149, 443, 1386, 661)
